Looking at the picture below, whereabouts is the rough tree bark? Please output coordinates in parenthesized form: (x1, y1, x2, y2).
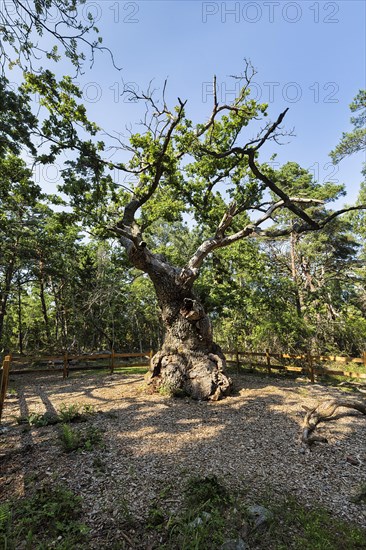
(148, 281, 232, 401)
(0, 248, 16, 349)
(38, 257, 51, 346)
(124, 245, 232, 400)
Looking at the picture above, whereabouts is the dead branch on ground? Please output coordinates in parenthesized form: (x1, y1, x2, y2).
(301, 399, 366, 451)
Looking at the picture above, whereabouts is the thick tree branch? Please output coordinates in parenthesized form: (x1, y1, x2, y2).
(250, 108, 289, 151)
(318, 204, 366, 225)
(199, 105, 320, 230)
(261, 204, 366, 239)
(246, 150, 320, 229)
(179, 197, 324, 286)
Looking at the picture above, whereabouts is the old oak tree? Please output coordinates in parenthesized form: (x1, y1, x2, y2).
(23, 64, 366, 400)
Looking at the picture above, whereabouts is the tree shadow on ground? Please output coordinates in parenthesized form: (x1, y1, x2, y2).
(1, 370, 365, 548)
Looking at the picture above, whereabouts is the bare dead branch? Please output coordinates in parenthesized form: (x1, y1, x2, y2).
(301, 399, 366, 451)
(119, 99, 187, 233)
(319, 204, 366, 225)
(246, 150, 320, 229)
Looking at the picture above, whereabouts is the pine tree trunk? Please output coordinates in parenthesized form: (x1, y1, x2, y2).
(39, 258, 51, 345)
(51, 279, 60, 344)
(0, 252, 16, 349)
(290, 231, 303, 317)
(17, 279, 23, 354)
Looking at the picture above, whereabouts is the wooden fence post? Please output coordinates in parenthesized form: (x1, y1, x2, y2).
(63, 351, 69, 379)
(307, 351, 315, 383)
(0, 355, 11, 423)
(280, 352, 284, 370)
(110, 349, 115, 374)
(265, 348, 271, 375)
(363, 351, 366, 368)
(236, 350, 240, 373)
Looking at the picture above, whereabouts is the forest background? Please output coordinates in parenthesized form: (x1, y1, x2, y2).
(0, 0, 365, 358)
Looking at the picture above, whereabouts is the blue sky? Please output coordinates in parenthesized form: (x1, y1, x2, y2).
(25, 0, 366, 205)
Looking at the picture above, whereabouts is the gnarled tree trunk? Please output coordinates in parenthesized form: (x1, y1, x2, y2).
(123, 245, 232, 400)
(146, 269, 232, 400)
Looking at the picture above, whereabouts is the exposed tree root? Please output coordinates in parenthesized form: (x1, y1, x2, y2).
(301, 399, 366, 451)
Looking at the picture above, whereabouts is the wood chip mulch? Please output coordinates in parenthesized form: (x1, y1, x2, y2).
(1, 371, 365, 547)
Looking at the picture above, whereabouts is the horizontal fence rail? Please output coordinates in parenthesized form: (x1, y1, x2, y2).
(3, 349, 366, 382)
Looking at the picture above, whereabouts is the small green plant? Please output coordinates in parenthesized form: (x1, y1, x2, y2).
(147, 504, 165, 529)
(16, 411, 59, 427)
(59, 423, 81, 452)
(58, 402, 96, 423)
(83, 426, 104, 451)
(81, 403, 96, 415)
(16, 403, 97, 429)
(58, 403, 83, 423)
(158, 383, 174, 397)
(16, 414, 30, 425)
(159, 484, 173, 499)
(168, 503, 227, 549)
(93, 455, 106, 473)
(0, 485, 88, 549)
(166, 476, 231, 549)
(158, 382, 186, 397)
(184, 475, 230, 510)
(59, 424, 104, 453)
(116, 496, 133, 523)
(0, 503, 11, 546)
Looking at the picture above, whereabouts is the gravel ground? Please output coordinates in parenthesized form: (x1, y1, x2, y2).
(1, 370, 365, 547)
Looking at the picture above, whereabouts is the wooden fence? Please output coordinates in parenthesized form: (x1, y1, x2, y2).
(0, 351, 152, 422)
(1, 348, 366, 422)
(225, 349, 366, 383)
(7, 350, 153, 378)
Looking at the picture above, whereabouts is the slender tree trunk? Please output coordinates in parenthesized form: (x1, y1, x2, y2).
(290, 231, 303, 317)
(62, 305, 68, 348)
(39, 258, 51, 345)
(145, 268, 232, 400)
(134, 313, 143, 353)
(51, 279, 60, 344)
(0, 253, 16, 349)
(57, 283, 69, 350)
(17, 279, 23, 354)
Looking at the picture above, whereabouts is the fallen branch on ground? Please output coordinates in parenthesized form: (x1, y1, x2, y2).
(301, 399, 366, 451)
